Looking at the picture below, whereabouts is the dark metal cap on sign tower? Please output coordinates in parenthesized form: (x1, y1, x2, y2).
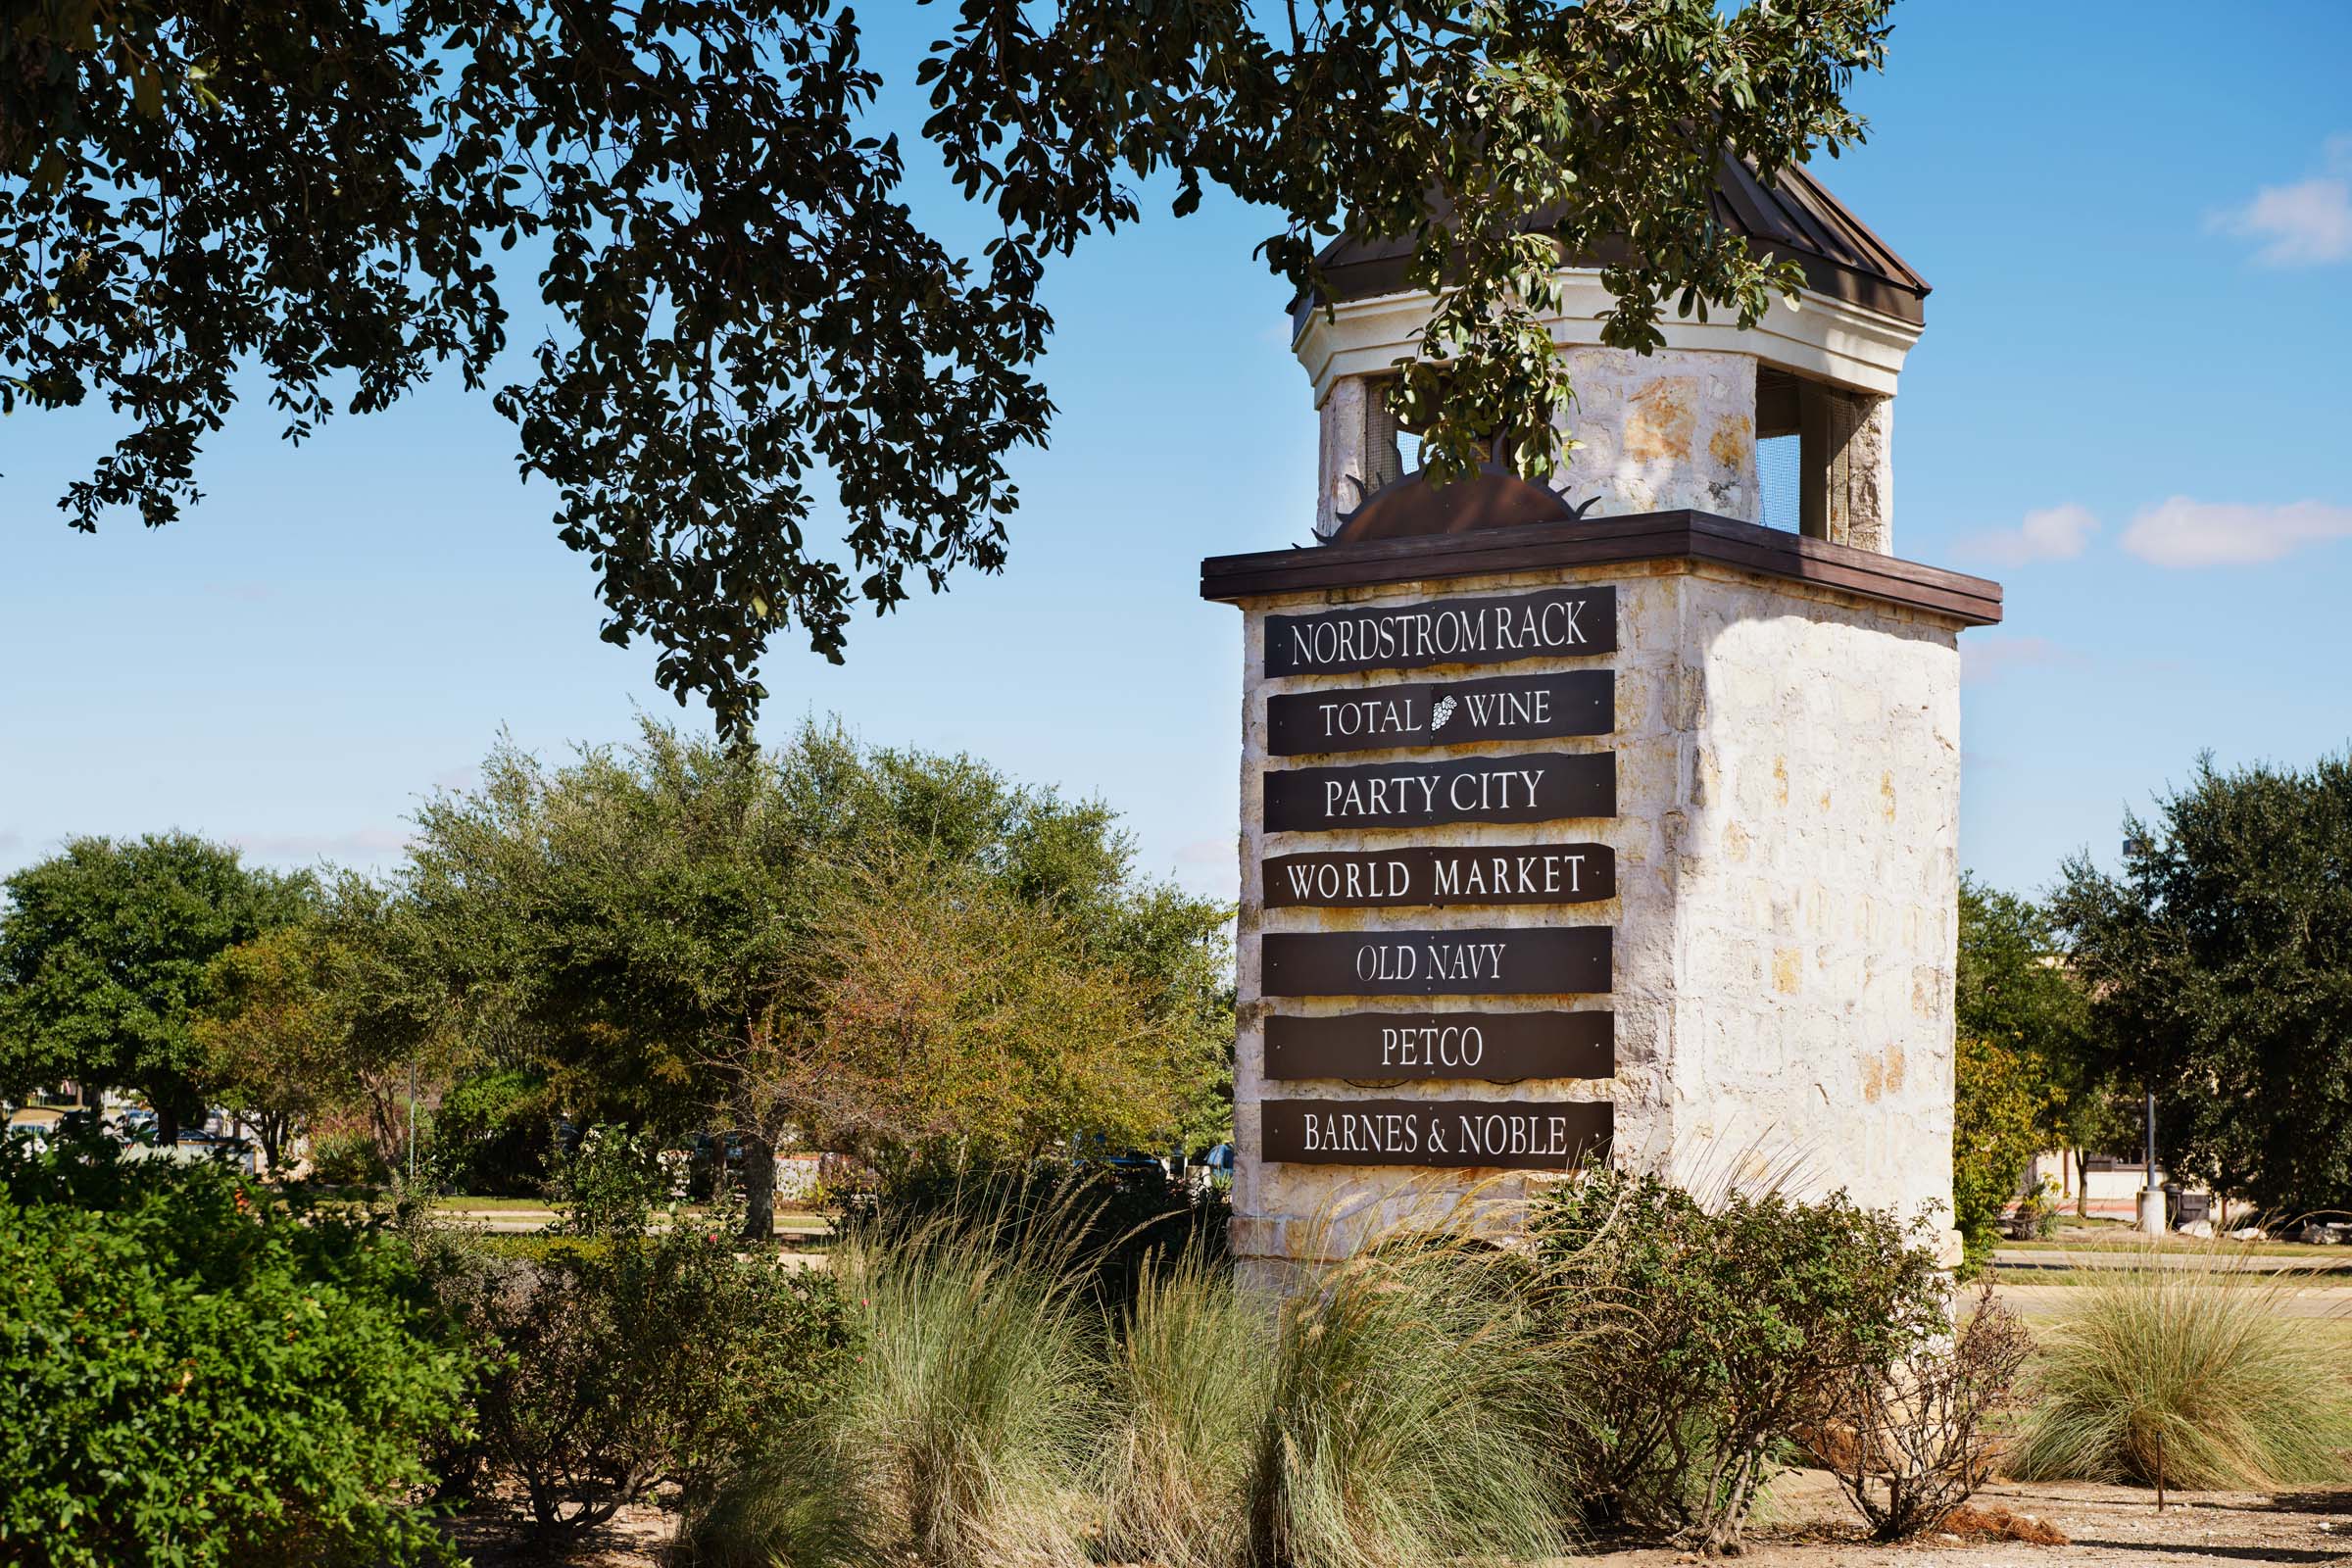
(1325, 458, 1591, 546)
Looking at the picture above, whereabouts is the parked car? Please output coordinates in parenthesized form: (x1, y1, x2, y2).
(1192, 1143, 1236, 1191)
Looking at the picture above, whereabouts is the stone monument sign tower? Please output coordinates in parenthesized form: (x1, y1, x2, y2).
(1200, 163, 2003, 1287)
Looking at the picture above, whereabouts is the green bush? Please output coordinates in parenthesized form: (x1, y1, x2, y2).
(543, 1122, 673, 1237)
(1530, 1169, 1945, 1554)
(1953, 1032, 2054, 1273)
(0, 1139, 469, 1568)
(428, 1067, 553, 1196)
(423, 1204, 854, 1547)
(2007, 1246, 2352, 1492)
(309, 1123, 391, 1188)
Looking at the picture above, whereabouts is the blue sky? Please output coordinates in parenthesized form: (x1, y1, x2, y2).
(5, 1, 2349, 908)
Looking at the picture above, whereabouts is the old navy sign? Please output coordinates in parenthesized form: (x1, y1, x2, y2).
(1262, 926, 1610, 998)
(1265, 586, 1616, 678)
(1266, 669, 1612, 757)
(1264, 752, 1614, 834)
(1264, 1010, 1613, 1082)
(1262, 1097, 1612, 1169)
(1264, 842, 1614, 909)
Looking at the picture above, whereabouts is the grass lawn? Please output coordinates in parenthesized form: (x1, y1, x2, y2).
(2005, 1235, 2350, 1259)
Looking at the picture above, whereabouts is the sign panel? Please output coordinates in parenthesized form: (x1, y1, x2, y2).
(1263, 842, 1614, 909)
(1264, 1010, 1613, 1082)
(1267, 669, 1612, 757)
(1264, 753, 1614, 834)
(1261, 926, 1610, 998)
(1265, 586, 1617, 678)
(1262, 1097, 1612, 1169)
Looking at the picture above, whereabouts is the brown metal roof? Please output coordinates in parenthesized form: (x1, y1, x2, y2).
(1297, 156, 1929, 328)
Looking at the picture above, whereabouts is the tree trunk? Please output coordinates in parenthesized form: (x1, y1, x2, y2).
(2076, 1149, 2089, 1218)
(154, 1102, 181, 1149)
(741, 1131, 775, 1243)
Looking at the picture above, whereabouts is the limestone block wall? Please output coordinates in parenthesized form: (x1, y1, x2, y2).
(1228, 561, 1962, 1281)
(1660, 567, 1959, 1227)
(1549, 348, 1760, 524)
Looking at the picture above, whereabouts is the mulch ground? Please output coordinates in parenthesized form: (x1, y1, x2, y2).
(437, 1471, 2352, 1566)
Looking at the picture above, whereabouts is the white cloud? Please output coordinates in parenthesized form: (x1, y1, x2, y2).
(1956, 504, 2100, 566)
(1961, 636, 2084, 686)
(2208, 135, 2352, 267)
(2120, 497, 2352, 567)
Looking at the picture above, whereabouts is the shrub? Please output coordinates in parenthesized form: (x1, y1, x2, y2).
(1953, 1032, 2056, 1274)
(1821, 1281, 2034, 1540)
(310, 1122, 392, 1187)
(543, 1122, 673, 1237)
(422, 1205, 854, 1546)
(2006, 1246, 2352, 1493)
(1530, 1169, 1945, 1553)
(429, 1066, 554, 1196)
(0, 1139, 469, 1568)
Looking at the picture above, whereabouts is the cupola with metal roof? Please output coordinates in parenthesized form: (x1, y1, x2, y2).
(1297, 159, 1928, 556)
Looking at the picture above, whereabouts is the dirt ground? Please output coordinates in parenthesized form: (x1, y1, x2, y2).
(440, 1471, 2352, 1566)
(1587, 1468, 2352, 1566)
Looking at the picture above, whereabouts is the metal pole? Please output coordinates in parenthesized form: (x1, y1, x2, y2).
(2137, 1085, 2165, 1237)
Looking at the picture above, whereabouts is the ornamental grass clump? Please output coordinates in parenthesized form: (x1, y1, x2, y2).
(1100, 1248, 1273, 1567)
(1241, 1234, 1577, 1568)
(684, 1201, 1102, 1568)
(2007, 1246, 2352, 1493)
(1101, 1213, 1576, 1568)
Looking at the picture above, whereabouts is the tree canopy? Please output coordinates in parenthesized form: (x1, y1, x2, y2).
(0, 832, 313, 1137)
(2053, 752, 2352, 1220)
(5, 0, 1893, 732)
(397, 717, 1232, 1228)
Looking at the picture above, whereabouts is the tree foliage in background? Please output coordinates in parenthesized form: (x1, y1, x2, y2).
(400, 716, 1231, 1234)
(2053, 752, 2352, 1219)
(1956, 875, 2092, 1093)
(191, 920, 344, 1170)
(1953, 874, 2123, 1224)
(5, 0, 1892, 733)
(193, 871, 468, 1179)
(0, 833, 311, 1141)
(1950, 1032, 2054, 1271)
(767, 855, 1201, 1169)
